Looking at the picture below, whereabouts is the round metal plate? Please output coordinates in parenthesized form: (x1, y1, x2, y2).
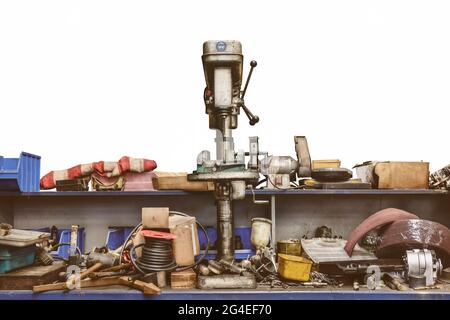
(311, 168, 353, 182)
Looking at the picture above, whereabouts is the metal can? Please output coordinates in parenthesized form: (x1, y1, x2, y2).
(277, 239, 301, 256)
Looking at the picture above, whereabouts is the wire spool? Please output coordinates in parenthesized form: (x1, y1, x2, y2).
(130, 230, 177, 274)
(120, 210, 210, 273)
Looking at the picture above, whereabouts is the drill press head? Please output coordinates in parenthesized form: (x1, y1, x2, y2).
(202, 40, 243, 131)
(198, 40, 260, 169)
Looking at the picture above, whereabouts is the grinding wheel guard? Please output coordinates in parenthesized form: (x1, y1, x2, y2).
(376, 219, 450, 266)
(344, 208, 419, 256)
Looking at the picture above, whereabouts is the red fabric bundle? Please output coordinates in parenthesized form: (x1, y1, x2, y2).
(40, 156, 157, 190)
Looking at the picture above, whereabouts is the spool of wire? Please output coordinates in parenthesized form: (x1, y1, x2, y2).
(130, 230, 177, 274)
(120, 210, 210, 273)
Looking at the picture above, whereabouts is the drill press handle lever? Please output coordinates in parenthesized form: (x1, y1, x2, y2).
(240, 60, 260, 126)
(242, 104, 259, 126)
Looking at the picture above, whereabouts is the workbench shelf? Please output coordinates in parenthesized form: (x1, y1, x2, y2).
(2, 287, 450, 300)
(1, 189, 449, 300)
(0, 189, 448, 197)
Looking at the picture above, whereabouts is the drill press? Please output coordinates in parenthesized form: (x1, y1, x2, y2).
(188, 40, 261, 262)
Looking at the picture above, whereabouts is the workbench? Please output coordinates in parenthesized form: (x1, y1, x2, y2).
(0, 189, 449, 300)
(1, 285, 450, 300)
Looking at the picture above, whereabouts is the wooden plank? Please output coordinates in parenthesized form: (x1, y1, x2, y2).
(0, 261, 65, 290)
(153, 172, 214, 191)
(170, 268, 197, 289)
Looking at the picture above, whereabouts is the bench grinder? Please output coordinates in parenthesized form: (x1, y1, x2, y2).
(188, 40, 262, 262)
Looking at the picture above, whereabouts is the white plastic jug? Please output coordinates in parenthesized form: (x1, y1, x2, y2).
(251, 218, 272, 248)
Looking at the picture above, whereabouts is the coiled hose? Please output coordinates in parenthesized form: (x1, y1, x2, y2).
(120, 210, 210, 274)
(130, 237, 177, 273)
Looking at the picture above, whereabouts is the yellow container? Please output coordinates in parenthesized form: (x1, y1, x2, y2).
(312, 159, 341, 169)
(278, 253, 312, 282)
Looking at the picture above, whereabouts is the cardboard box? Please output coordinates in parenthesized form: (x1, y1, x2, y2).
(169, 215, 200, 266)
(142, 207, 169, 229)
(312, 159, 341, 169)
(152, 172, 214, 191)
(354, 161, 429, 189)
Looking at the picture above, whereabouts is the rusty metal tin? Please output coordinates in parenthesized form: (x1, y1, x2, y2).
(277, 239, 301, 256)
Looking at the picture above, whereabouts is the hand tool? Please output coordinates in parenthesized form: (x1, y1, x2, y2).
(33, 275, 161, 295)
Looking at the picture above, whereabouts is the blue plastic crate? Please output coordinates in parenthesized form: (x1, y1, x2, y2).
(106, 227, 134, 250)
(197, 226, 255, 261)
(0, 245, 36, 273)
(0, 152, 41, 192)
(33, 227, 85, 259)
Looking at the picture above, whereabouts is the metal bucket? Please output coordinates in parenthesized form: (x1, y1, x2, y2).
(251, 218, 272, 248)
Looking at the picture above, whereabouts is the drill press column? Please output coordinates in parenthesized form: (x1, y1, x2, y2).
(216, 183, 234, 261)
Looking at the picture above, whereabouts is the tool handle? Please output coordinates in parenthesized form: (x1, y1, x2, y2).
(33, 277, 123, 293)
(118, 276, 161, 295)
(101, 263, 131, 273)
(33, 282, 67, 293)
(241, 104, 259, 126)
(81, 262, 103, 280)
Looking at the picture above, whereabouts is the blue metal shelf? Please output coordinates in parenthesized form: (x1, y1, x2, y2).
(1, 287, 450, 300)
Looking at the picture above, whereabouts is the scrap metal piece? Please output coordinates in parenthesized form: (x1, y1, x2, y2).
(382, 273, 409, 291)
(376, 219, 450, 266)
(0, 223, 12, 236)
(208, 260, 225, 275)
(197, 274, 257, 289)
(429, 164, 450, 189)
(344, 208, 419, 256)
(218, 259, 245, 274)
(302, 238, 377, 264)
(198, 264, 210, 276)
(315, 226, 332, 238)
(311, 168, 353, 182)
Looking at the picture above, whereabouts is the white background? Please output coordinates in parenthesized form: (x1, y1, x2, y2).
(0, 0, 449, 176)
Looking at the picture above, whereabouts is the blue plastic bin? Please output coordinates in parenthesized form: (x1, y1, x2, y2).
(0, 245, 36, 273)
(0, 152, 41, 192)
(106, 227, 134, 250)
(33, 227, 85, 259)
(197, 226, 255, 261)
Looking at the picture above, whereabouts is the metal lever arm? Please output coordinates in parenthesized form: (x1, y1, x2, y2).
(240, 60, 260, 126)
(241, 104, 259, 126)
(241, 60, 257, 99)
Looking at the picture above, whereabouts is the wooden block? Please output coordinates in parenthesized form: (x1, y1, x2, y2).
(171, 268, 197, 289)
(142, 207, 169, 229)
(152, 172, 214, 191)
(374, 162, 429, 189)
(0, 261, 66, 290)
